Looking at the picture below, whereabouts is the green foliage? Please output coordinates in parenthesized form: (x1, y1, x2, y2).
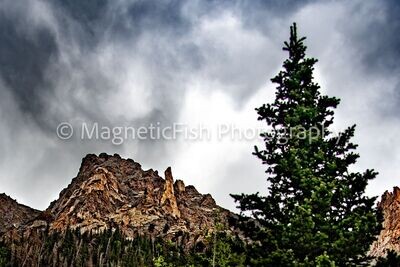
(150, 220, 246, 267)
(30, 227, 157, 267)
(207, 231, 246, 267)
(153, 255, 174, 267)
(0, 243, 10, 267)
(232, 23, 382, 266)
(0, 225, 242, 267)
(314, 252, 335, 267)
(192, 211, 247, 267)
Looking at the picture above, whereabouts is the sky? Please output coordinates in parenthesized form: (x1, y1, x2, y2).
(0, 0, 399, 211)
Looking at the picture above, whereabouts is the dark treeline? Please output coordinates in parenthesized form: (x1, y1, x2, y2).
(0, 225, 246, 267)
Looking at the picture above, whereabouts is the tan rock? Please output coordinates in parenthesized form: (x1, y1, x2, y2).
(0, 153, 234, 266)
(370, 186, 400, 257)
(175, 180, 186, 193)
(161, 167, 181, 218)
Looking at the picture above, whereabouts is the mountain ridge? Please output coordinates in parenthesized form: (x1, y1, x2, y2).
(370, 186, 400, 257)
(5, 153, 399, 264)
(0, 193, 40, 234)
(0, 153, 236, 266)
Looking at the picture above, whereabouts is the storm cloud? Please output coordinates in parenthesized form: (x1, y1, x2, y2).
(0, 0, 399, 211)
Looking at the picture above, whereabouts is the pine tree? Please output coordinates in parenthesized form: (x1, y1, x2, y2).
(232, 23, 382, 266)
(0, 242, 10, 267)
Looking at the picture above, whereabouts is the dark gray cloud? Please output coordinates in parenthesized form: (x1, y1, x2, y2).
(353, 0, 400, 74)
(0, 2, 57, 125)
(0, 0, 399, 210)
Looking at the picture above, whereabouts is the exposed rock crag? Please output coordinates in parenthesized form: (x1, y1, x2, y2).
(370, 187, 400, 257)
(0, 153, 233, 266)
(0, 194, 39, 233)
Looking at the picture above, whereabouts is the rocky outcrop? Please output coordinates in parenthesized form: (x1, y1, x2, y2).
(161, 167, 181, 218)
(0, 153, 234, 266)
(370, 187, 400, 257)
(40, 154, 229, 238)
(0, 193, 39, 233)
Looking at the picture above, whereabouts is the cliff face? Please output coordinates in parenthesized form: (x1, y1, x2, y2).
(370, 187, 400, 257)
(0, 153, 233, 266)
(43, 153, 228, 239)
(0, 193, 39, 234)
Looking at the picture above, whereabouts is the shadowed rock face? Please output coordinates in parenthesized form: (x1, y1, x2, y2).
(0, 153, 234, 265)
(0, 193, 40, 234)
(370, 187, 400, 257)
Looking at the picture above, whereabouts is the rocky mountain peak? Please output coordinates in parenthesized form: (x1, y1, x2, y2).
(0, 153, 235, 266)
(3, 153, 231, 240)
(380, 187, 400, 207)
(370, 187, 400, 257)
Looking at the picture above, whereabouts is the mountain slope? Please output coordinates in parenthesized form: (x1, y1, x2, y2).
(0, 153, 235, 266)
(45, 153, 230, 241)
(370, 187, 400, 257)
(0, 193, 39, 234)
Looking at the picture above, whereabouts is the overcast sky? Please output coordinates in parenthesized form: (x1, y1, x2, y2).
(0, 0, 399, 211)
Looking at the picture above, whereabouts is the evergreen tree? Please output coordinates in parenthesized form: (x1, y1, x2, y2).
(232, 23, 382, 266)
(0, 242, 10, 267)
